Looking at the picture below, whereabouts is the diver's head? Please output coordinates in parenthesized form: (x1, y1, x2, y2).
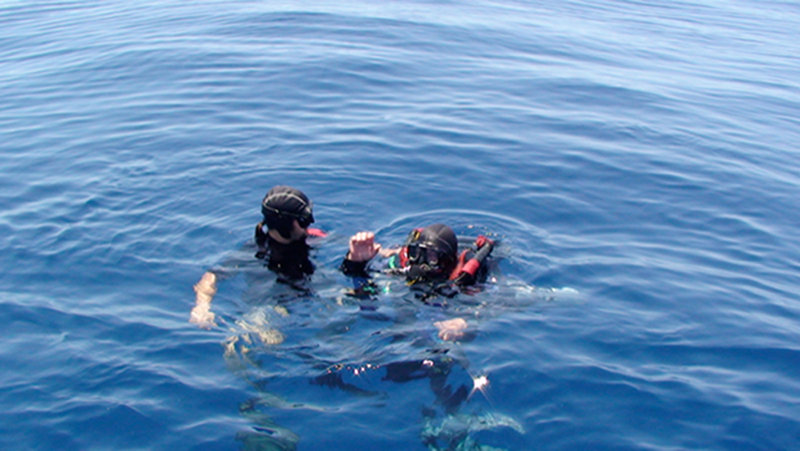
(405, 223, 458, 281)
(261, 185, 314, 242)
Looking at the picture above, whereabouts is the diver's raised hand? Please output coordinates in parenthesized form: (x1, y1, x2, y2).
(190, 271, 218, 329)
(190, 303, 216, 329)
(347, 231, 382, 262)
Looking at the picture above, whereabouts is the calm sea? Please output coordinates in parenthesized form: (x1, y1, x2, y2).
(2, 0, 799, 449)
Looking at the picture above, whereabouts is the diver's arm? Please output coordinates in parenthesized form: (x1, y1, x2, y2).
(190, 271, 218, 328)
(347, 231, 382, 263)
(341, 231, 382, 274)
(340, 231, 383, 296)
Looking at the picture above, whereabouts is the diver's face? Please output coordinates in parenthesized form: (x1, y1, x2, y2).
(288, 219, 307, 242)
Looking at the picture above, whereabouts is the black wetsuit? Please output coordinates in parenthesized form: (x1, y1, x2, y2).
(261, 234, 314, 280)
(254, 221, 315, 281)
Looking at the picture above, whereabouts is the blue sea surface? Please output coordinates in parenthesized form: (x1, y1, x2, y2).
(2, 0, 799, 449)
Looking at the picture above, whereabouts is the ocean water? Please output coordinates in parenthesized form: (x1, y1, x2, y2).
(2, 0, 799, 449)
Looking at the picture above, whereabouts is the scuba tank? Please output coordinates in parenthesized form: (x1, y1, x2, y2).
(450, 235, 495, 286)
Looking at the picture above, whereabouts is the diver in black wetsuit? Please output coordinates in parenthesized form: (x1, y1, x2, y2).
(190, 185, 324, 328)
(340, 223, 495, 340)
(318, 224, 498, 449)
(254, 185, 318, 279)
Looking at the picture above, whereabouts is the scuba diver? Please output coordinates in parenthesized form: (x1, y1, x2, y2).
(188, 184, 327, 450)
(316, 224, 505, 449)
(190, 185, 324, 329)
(340, 223, 495, 340)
